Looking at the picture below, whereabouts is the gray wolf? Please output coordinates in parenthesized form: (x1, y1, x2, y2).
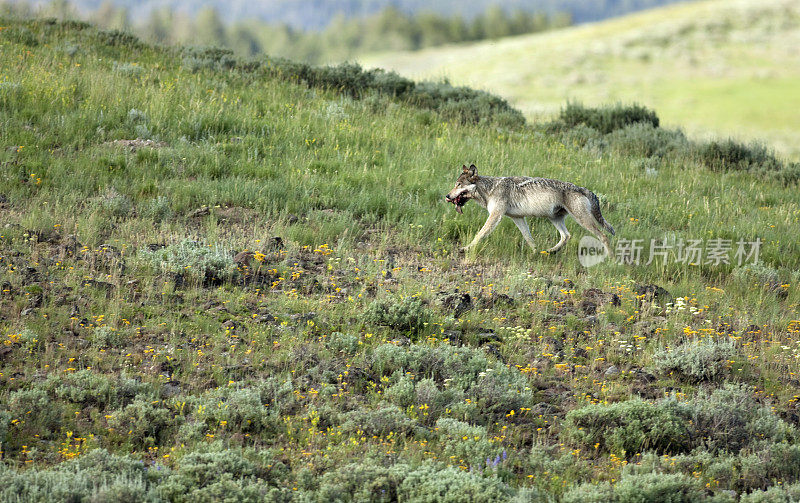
(445, 164, 615, 255)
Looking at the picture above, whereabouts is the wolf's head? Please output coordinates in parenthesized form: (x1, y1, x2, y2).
(445, 164, 479, 214)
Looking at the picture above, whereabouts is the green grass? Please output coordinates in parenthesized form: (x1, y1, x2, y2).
(1, 16, 800, 502)
(363, 0, 800, 159)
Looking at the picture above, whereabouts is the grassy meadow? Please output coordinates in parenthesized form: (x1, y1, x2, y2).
(363, 0, 800, 159)
(0, 16, 799, 502)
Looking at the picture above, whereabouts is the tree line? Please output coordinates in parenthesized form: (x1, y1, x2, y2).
(1, 1, 572, 64)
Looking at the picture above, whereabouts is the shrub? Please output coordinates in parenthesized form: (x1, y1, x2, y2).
(563, 482, 615, 503)
(107, 398, 178, 449)
(326, 331, 361, 355)
(565, 384, 795, 457)
(559, 124, 606, 150)
(190, 379, 297, 439)
(0, 449, 162, 503)
(5, 388, 64, 441)
(384, 376, 416, 408)
(142, 196, 173, 223)
(314, 461, 404, 502)
(614, 472, 704, 503)
(342, 403, 418, 437)
(564, 397, 692, 455)
(435, 418, 497, 468)
(732, 262, 781, 285)
(263, 58, 525, 127)
(397, 462, 515, 502)
(138, 239, 238, 285)
(607, 123, 689, 158)
(96, 187, 134, 219)
(364, 296, 430, 334)
(557, 102, 660, 134)
(181, 46, 238, 73)
(96, 29, 142, 48)
(159, 448, 289, 503)
(407, 81, 525, 127)
(740, 482, 800, 503)
(43, 369, 152, 409)
(370, 342, 534, 424)
(695, 139, 782, 172)
(313, 460, 521, 502)
(652, 339, 739, 383)
(690, 384, 793, 453)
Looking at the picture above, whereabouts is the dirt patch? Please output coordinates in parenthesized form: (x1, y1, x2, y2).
(106, 139, 167, 151)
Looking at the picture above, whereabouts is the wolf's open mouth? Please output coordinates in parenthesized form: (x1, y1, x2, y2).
(451, 194, 467, 214)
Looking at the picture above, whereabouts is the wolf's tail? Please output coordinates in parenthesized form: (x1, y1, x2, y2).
(579, 187, 615, 236)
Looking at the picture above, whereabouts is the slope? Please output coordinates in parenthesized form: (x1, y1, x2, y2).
(1, 16, 799, 502)
(363, 0, 800, 158)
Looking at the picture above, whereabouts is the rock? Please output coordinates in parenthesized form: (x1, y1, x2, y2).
(634, 283, 671, 300)
(477, 330, 501, 344)
(60, 234, 82, 255)
(437, 290, 472, 318)
(254, 313, 276, 324)
(172, 272, 186, 288)
(20, 307, 35, 316)
(266, 236, 284, 250)
(582, 288, 621, 307)
(188, 206, 211, 218)
(27, 294, 43, 308)
(81, 279, 115, 291)
(579, 300, 597, 316)
(477, 293, 515, 309)
(233, 251, 254, 266)
(545, 337, 564, 352)
(630, 368, 656, 383)
(287, 214, 299, 225)
(290, 312, 316, 323)
(605, 365, 620, 377)
(442, 330, 463, 345)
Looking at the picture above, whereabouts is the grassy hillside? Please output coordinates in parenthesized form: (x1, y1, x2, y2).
(0, 17, 799, 502)
(363, 0, 800, 159)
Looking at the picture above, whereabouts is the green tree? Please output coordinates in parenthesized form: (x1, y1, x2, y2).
(195, 7, 227, 47)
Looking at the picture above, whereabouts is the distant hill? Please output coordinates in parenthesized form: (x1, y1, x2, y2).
(12, 0, 695, 28)
(363, 0, 800, 159)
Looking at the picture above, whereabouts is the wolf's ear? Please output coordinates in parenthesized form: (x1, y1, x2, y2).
(467, 164, 477, 181)
(462, 164, 469, 172)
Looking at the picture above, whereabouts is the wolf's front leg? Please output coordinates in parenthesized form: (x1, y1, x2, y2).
(462, 211, 504, 252)
(510, 217, 536, 251)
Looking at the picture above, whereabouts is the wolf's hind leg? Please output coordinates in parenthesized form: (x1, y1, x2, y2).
(546, 214, 571, 253)
(569, 205, 613, 256)
(510, 217, 536, 251)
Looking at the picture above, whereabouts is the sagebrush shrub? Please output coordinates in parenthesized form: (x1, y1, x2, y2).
(614, 472, 704, 503)
(138, 239, 238, 285)
(364, 296, 430, 333)
(695, 139, 781, 172)
(107, 398, 178, 448)
(565, 384, 795, 456)
(607, 123, 689, 158)
(435, 418, 497, 468)
(652, 339, 739, 383)
(557, 102, 660, 134)
(342, 403, 418, 437)
(564, 397, 692, 455)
